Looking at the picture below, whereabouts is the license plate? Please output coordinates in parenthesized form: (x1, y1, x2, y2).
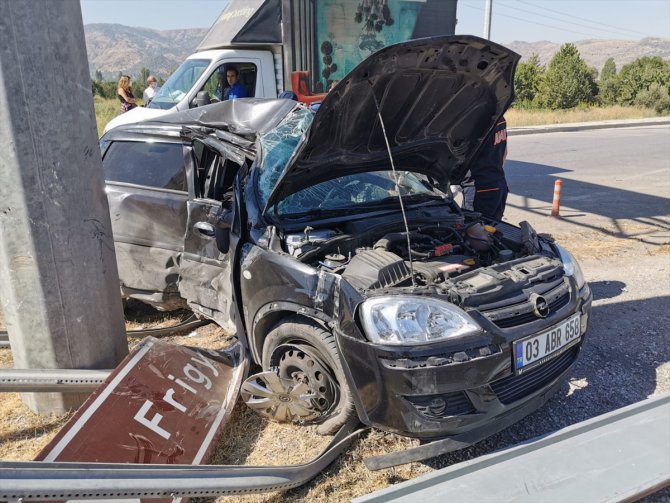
(514, 313, 581, 374)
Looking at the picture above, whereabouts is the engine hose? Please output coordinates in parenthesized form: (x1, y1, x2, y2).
(409, 248, 431, 258)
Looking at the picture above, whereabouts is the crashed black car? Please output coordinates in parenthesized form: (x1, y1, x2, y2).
(101, 36, 592, 445)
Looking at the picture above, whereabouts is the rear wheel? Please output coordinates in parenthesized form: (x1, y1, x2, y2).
(241, 316, 356, 435)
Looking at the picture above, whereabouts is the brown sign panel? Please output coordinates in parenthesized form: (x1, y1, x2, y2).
(36, 337, 246, 467)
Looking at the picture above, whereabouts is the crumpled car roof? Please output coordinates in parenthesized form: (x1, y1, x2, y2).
(150, 98, 298, 137)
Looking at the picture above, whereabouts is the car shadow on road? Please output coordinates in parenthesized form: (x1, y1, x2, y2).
(588, 280, 627, 300)
(423, 294, 668, 471)
(505, 160, 670, 245)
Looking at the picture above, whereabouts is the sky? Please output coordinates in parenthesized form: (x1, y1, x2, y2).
(80, 0, 670, 44)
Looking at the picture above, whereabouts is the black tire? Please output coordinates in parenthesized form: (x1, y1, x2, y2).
(262, 316, 357, 435)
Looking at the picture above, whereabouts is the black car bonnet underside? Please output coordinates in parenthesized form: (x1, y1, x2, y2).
(264, 35, 520, 212)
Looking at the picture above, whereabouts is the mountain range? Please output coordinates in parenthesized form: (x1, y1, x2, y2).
(84, 24, 670, 80)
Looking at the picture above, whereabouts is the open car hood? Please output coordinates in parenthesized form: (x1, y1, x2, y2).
(264, 35, 519, 212)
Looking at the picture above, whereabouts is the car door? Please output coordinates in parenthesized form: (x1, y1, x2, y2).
(101, 134, 191, 309)
(178, 138, 247, 332)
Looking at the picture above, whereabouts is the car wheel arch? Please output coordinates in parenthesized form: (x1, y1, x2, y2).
(250, 302, 332, 364)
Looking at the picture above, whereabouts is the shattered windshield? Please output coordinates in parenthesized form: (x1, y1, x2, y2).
(147, 59, 210, 110)
(256, 106, 442, 217)
(278, 171, 441, 216)
(257, 106, 314, 207)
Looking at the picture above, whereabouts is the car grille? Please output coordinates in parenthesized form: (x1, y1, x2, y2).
(489, 346, 578, 405)
(481, 282, 571, 329)
(405, 391, 475, 418)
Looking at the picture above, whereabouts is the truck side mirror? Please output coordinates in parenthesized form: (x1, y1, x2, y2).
(193, 91, 211, 108)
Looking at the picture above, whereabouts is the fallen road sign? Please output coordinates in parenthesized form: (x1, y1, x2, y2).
(36, 337, 247, 466)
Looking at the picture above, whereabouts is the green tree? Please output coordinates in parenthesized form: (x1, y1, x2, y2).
(138, 67, 150, 86)
(598, 58, 618, 105)
(514, 53, 544, 107)
(537, 43, 597, 109)
(615, 56, 670, 105)
(601, 58, 616, 81)
(101, 80, 117, 99)
(634, 82, 670, 114)
(131, 79, 144, 100)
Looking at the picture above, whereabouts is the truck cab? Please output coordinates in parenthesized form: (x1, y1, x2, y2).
(104, 49, 278, 132)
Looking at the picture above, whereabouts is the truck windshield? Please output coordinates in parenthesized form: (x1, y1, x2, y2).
(147, 59, 210, 110)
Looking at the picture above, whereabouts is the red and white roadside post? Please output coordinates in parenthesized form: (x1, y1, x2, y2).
(551, 179, 562, 217)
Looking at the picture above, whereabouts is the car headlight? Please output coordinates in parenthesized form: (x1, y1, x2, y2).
(556, 245, 586, 289)
(359, 296, 480, 345)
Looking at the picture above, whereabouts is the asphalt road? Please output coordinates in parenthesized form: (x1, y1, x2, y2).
(425, 125, 670, 498)
(505, 124, 670, 245)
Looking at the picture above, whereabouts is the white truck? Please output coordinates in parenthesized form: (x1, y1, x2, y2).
(104, 0, 457, 132)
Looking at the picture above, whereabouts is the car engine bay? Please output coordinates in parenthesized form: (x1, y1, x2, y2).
(281, 214, 565, 302)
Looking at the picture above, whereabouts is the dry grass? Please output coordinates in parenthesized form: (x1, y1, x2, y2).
(209, 422, 429, 503)
(506, 105, 659, 127)
(94, 96, 121, 136)
(0, 392, 72, 461)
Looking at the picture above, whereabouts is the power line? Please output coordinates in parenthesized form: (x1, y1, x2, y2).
(514, 0, 649, 37)
(499, 0, 648, 39)
(459, 3, 604, 39)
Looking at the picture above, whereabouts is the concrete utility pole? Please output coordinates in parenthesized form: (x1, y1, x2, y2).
(0, 0, 128, 414)
(484, 0, 492, 39)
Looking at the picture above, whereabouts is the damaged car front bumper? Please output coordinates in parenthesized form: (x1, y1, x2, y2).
(336, 283, 592, 441)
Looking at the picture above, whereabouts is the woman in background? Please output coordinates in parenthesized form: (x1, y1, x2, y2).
(117, 75, 137, 114)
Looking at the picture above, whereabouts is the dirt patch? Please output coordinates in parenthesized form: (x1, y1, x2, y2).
(550, 223, 669, 261)
(648, 244, 670, 256)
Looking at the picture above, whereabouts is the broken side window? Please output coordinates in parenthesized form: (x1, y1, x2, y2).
(102, 141, 187, 192)
(192, 139, 244, 201)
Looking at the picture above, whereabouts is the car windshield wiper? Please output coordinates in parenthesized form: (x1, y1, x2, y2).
(371, 193, 447, 207)
(280, 206, 365, 220)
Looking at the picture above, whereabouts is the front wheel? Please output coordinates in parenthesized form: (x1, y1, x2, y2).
(241, 316, 356, 435)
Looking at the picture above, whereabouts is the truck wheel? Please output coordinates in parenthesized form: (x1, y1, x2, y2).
(260, 316, 356, 435)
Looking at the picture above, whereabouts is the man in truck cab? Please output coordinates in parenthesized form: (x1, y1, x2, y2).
(215, 65, 247, 101)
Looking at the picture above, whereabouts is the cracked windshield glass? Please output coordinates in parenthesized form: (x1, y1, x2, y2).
(257, 106, 443, 216)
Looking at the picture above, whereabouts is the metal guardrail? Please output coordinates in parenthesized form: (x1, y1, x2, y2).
(0, 369, 111, 392)
(0, 419, 365, 501)
(354, 393, 670, 503)
(0, 315, 208, 350)
(0, 316, 207, 392)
